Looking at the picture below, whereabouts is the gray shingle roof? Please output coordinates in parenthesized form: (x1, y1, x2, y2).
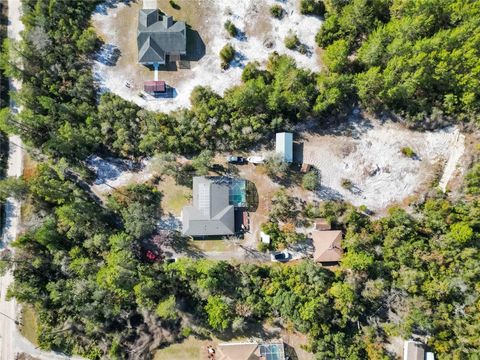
(182, 177, 235, 237)
(137, 9, 186, 64)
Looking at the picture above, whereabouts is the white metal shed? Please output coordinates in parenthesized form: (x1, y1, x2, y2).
(275, 132, 293, 163)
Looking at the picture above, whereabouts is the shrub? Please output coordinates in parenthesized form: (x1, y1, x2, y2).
(264, 153, 289, 179)
(232, 317, 247, 333)
(341, 178, 353, 190)
(224, 20, 237, 37)
(181, 326, 192, 338)
(220, 44, 235, 69)
(284, 32, 300, 50)
(401, 146, 416, 158)
(300, 0, 325, 16)
(466, 163, 480, 195)
(302, 170, 319, 191)
(270, 4, 284, 19)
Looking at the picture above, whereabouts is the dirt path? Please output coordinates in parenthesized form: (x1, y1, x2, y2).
(438, 128, 465, 192)
(0, 1, 85, 359)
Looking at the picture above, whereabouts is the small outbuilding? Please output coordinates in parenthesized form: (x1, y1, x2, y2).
(144, 80, 166, 93)
(314, 218, 331, 231)
(275, 132, 293, 163)
(260, 231, 271, 244)
(403, 340, 425, 360)
(312, 230, 343, 265)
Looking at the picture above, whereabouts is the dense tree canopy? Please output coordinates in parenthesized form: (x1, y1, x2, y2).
(3, 157, 479, 359)
(316, 0, 480, 123)
(0, 1, 478, 359)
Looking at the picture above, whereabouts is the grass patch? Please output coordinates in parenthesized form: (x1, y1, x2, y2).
(158, 177, 191, 215)
(20, 306, 39, 347)
(154, 335, 249, 360)
(190, 239, 239, 252)
(154, 337, 210, 360)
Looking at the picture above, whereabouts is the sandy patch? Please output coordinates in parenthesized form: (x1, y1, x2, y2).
(92, 0, 322, 112)
(438, 128, 465, 192)
(298, 118, 463, 211)
(87, 155, 153, 193)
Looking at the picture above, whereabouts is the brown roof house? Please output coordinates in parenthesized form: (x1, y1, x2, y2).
(312, 230, 343, 265)
(217, 341, 285, 360)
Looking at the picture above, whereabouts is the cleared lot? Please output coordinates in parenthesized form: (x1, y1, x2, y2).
(92, 0, 322, 112)
(295, 116, 466, 211)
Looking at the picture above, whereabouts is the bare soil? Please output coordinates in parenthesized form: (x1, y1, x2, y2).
(92, 0, 323, 112)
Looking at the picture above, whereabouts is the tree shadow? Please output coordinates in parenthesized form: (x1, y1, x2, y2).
(284, 343, 300, 360)
(96, 44, 121, 66)
(230, 51, 247, 69)
(296, 108, 375, 140)
(245, 180, 259, 212)
(94, 0, 136, 15)
(169, 234, 205, 259)
(234, 29, 247, 42)
(214, 321, 281, 342)
(316, 185, 344, 201)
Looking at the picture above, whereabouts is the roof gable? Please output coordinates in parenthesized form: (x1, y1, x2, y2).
(217, 343, 260, 360)
(137, 10, 186, 63)
(312, 230, 343, 263)
(138, 36, 165, 63)
(182, 177, 236, 237)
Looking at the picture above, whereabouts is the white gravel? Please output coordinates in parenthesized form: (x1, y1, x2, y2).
(300, 118, 465, 211)
(92, 0, 322, 112)
(87, 156, 153, 193)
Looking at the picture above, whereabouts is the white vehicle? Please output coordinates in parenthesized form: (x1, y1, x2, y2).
(247, 156, 265, 164)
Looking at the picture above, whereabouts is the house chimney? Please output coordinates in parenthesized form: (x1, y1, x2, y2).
(163, 15, 173, 28)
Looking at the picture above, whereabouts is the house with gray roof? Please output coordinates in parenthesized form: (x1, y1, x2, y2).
(181, 177, 236, 237)
(137, 8, 186, 65)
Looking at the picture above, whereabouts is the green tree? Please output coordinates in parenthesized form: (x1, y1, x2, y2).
(156, 295, 178, 321)
(191, 149, 213, 176)
(205, 295, 233, 331)
(323, 39, 350, 73)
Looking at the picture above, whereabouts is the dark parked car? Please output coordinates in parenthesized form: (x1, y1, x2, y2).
(270, 250, 291, 262)
(226, 155, 246, 164)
